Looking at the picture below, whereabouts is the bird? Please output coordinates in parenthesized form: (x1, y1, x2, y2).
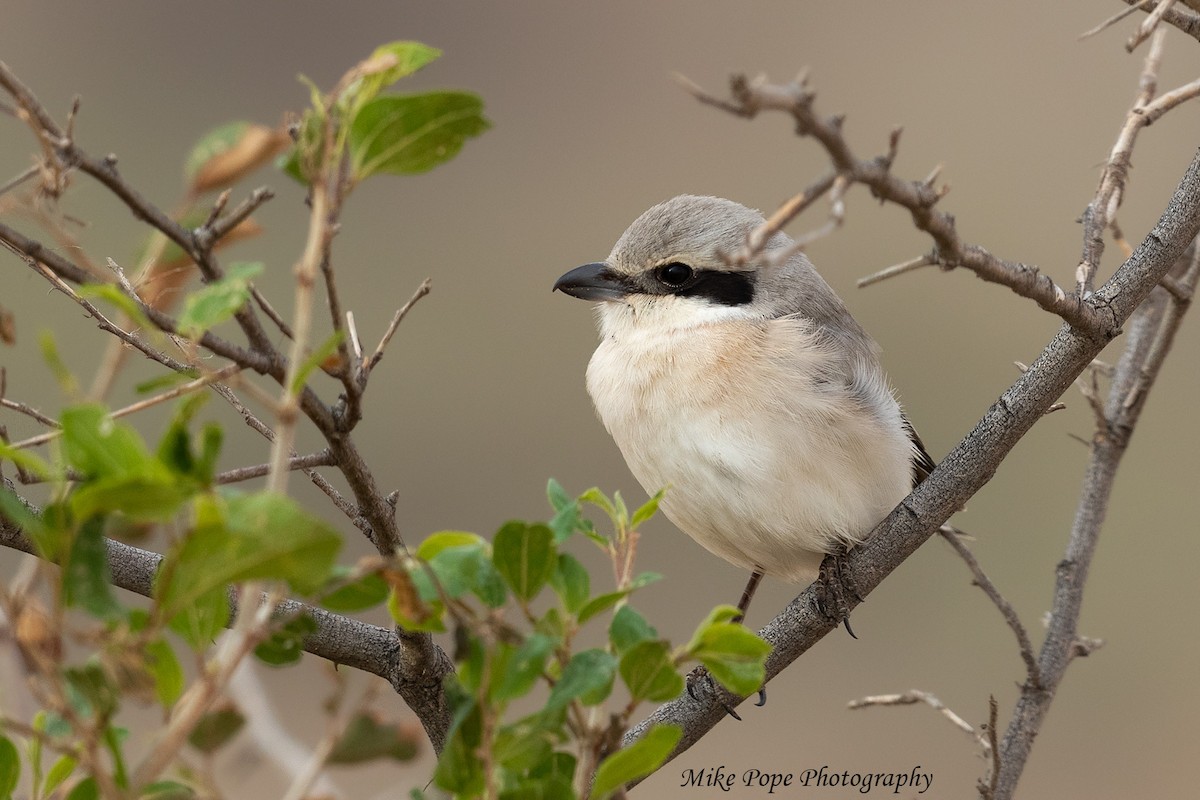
(554, 195, 934, 636)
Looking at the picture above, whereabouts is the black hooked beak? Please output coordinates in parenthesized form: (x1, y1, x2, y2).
(553, 262, 630, 302)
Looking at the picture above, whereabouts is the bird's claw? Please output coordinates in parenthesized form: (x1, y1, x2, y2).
(686, 666, 767, 719)
(816, 546, 862, 639)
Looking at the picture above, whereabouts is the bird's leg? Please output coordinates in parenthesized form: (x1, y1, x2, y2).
(733, 569, 767, 707)
(733, 569, 763, 624)
(686, 568, 768, 718)
(815, 544, 862, 639)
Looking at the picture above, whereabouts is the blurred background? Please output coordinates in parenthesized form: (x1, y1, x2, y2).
(1, 1, 1198, 797)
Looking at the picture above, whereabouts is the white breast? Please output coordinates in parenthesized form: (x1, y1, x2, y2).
(586, 304, 912, 582)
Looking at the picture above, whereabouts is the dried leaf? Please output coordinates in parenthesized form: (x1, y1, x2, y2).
(186, 122, 290, 195)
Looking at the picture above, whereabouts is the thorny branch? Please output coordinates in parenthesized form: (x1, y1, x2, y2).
(679, 72, 1107, 335)
(1122, 0, 1200, 44)
(0, 60, 453, 751)
(624, 21, 1200, 788)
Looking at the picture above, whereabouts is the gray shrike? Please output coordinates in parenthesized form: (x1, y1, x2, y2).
(555, 195, 934, 632)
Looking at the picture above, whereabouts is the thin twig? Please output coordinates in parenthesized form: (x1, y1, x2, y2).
(251, 285, 295, 340)
(193, 186, 274, 251)
(1121, 0, 1200, 42)
(1077, 29, 1174, 296)
(857, 254, 935, 288)
(938, 526, 1042, 690)
(360, 278, 431, 382)
(208, 382, 362, 529)
(848, 690, 991, 753)
(734, 172, 837, 264)
(1080, 0, 1153, 40)
(1127, 0, 1178, 50)
(7, 364, 242, 451)
(0, 164, 38, 197)
(214, 450, 336, 485)
(679, 72, 1102, 334)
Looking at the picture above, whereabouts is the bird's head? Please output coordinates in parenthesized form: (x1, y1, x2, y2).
(554, 195, 824, 333)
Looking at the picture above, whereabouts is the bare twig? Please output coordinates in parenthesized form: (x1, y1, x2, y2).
(732, 171, 837, 264)
(848, 690, 990, 753)
(993, 236, 1200, 799)
(679, 73, 1104, 334)
(858, 254, 935, 288)
(1080, 0, 1153, 40)
(214, 450, 336, 485)
(7, 364, 242, 451)
(624, 148, 1200, 779)
(938, 526, 1041, 690)
(251, 285, 295, 340)
(0, 368, 58, 429)
(193, 186, 274, 251)
(1077, 29, 1169, 296)
(0, 164, 38, 197)
(1128, 0, 1178, 50)
(360, 278, 432, 383)
(1122, 0, 1200, 41)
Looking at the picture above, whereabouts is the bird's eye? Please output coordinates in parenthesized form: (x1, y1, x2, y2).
(656, 262, 694, 288)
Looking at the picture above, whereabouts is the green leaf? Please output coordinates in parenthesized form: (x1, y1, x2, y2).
(348, 41, 442, 112)
(43, 754, 77, 797)
(0, 487, 59, 560)
(549, 553, 589, 614)
(546, 478, 571, 512)
(39, 331, 79, 396)
(686, 614, 772, 698)
(291, 330, 344, 392)
(64, 663, 119, 718)
(619, 640, 683, 702)
(577, 487, 616, 524)
(78, 283, 155, 334)
(103, 726, 129, 789)
(144, 638, 184, 707)
(609, 605, 657, 655)
(63, 518, 123, 619)
(591, 724, 682, 800)
(62, 405, 189, 523)
(471, 556, 508, 608)
(157, 395, 221, 486)
(426, 544, 489, 600)
(319, 569, 389, 612)
(184, 121, 253, 182)
(684, 605, 741, 652)
(433, 695, 484, 795)
(348, 91, 489, 181)
(630, 488, 666, 528)
(66, 777, 99, 800)
(61, 405, 155, 480)
(328, 711, 420, 764)
(492, 522, 556, 602)
(187, 704, 245, 754)
(416, 531, 486, 560)
(576, 589, 631, 625)
(254, 613, 318, 666)
(176, 262, 264, 340)
(166, 585, 229, 649)
(545, 649, 616, 711)
(0, 736, 18, 800)
(139, 780, 198, 800)
(155, 492, 340, 622)
(493, 724, 553, 772)
(0, 442, 54, 482)
(492, 633, 555, 702)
